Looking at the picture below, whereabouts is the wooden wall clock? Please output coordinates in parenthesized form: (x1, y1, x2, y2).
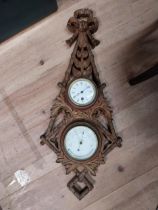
(40, 8, 122, 200)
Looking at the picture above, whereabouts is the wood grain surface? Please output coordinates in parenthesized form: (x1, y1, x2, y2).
(0, 0, 158, 209)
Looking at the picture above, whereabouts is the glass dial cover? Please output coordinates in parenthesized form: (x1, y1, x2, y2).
(68, 78, 97, 106)
(64, 125, 98, 160)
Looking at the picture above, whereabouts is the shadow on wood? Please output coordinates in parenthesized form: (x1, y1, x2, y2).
(123, 20, 158, 84)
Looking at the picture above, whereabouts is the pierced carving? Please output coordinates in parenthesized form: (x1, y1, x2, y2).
(40, 8, 122, 199)
(67, 169, 94, 200)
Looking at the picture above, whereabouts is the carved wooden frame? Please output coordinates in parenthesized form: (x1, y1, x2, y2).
(40, 8, 122, 200)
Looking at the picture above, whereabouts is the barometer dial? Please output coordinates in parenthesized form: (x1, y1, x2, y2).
(64, 125, 98, 160)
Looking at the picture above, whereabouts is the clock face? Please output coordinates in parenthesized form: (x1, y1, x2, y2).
(64, 125, 98, 160)
(68, 78, 97, 106)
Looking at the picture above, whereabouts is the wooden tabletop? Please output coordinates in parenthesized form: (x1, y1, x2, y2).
(0, 0, 158, 209)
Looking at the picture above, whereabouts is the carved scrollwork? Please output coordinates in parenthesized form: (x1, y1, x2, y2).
(40, 8, 122, 200)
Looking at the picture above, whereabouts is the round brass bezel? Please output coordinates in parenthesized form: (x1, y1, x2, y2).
(60, 120, 102, 163)
(66, 78, 98, 109)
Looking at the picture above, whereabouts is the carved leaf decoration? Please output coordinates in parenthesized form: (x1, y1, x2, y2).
(40, 8, 122, 200)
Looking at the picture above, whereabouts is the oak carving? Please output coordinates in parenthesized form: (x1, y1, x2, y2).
(40, 8, 122, 200)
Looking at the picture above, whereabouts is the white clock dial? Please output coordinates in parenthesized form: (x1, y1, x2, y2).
(64, 125, 98, 160)
(68, 78, 96, 106)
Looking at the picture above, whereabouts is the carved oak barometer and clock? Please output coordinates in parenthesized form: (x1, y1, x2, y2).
(40, 8, 122, 200)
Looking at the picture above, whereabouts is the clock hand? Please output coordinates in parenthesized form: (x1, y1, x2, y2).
(73, 86, 90, 98)
(81, 86, 90, 93)
(73, 92, 81, 98)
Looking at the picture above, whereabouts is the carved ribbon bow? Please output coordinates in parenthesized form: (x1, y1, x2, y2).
(66, 8, 100, 49)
